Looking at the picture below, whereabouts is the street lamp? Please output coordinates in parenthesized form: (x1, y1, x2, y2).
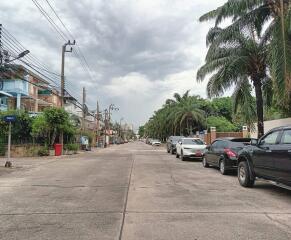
(3, 49, 30, 64)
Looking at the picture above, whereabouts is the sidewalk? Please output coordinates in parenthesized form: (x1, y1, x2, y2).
(0, 146, 105, 175)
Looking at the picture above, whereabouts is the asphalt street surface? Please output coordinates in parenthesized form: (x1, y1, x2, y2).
(0, 142, 291, 239)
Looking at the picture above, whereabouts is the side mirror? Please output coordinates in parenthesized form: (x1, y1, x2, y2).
(251, 139, 258, 146)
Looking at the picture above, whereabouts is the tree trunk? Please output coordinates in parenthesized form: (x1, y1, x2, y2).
(186, 118, 190, 136)
(253, 80, 264, 138)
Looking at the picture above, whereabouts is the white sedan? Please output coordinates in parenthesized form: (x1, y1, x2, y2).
(151, 139, 161, 146)
(176, 138, 207, 161)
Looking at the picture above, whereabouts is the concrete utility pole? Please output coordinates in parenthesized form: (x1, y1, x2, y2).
(82, 87, 86, 132)
(96, 101, 100, 147)
(107, 104, 119, 146)
(60, 40, 75, 107)
(0, 24, 3, 66)
(60, 40, 75, 154)
(104, 109, 108, 148)
(119, 117, 124, 138)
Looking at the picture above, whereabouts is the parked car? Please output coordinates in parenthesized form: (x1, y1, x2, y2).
(166, 136, 183, 154)
(237, 126, 291, 188)
(151, 139, 161, 146)
(146, 138, 153, 145)
(203, 138, 252, 175)
(176, 138, 207, 161)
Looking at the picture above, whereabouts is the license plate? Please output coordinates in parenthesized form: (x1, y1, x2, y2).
(195, 150, 202, 156)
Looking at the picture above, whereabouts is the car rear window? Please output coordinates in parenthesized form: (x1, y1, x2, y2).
(230, 139, 251, 148)
(171, 136, 181, 141)
(183, 139, 204, 145)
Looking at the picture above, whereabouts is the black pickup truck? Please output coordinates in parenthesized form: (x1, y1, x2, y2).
(237, 126, 291, 188)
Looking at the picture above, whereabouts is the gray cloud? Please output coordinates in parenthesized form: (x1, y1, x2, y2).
(1, 0, 226, 129)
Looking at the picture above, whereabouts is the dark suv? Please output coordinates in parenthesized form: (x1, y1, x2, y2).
(166, 136, 183, 154)
(237, 126, 291, 188)
(203, 138, 252, 175)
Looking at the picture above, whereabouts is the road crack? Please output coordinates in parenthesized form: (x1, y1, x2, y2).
(118, 153, 135, 240)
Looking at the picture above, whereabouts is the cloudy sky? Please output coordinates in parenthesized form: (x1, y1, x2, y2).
(1, 0, 226, 129)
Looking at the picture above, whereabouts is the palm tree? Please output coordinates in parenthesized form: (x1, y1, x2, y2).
(166, 94, 206, 136)
(199, 0, 291, 107)
(232, 79, 257, 131)
(197, 26, 271, 137)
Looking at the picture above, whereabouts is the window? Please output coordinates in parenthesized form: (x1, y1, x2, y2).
(281, 130, 291, 144)
(215, 141, 228, 149)
(260, 131, 280, 145)
(183, 139, 204, 145)
(211, 141, 219, 149)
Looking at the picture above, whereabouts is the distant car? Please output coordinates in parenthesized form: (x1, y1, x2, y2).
(166, 136, 183, 154)
(237, 126, 291, 189)
(146, 138, 153, 145)
(176, 138, 207, 161)
(203, 138, 252, 175)
(151, 139, 161, 146)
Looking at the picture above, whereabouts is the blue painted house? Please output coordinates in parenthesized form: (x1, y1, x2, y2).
(0, 65, 30, 111)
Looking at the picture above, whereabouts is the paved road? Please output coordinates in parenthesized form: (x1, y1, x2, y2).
(0, 142, 291, 239)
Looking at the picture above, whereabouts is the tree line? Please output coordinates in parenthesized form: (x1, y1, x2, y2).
(141, 0, 291, 139)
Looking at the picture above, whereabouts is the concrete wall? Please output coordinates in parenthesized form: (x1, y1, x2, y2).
(251, 118, 291, 138)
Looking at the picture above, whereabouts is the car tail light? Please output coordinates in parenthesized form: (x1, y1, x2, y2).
(224, 148, 237, 158)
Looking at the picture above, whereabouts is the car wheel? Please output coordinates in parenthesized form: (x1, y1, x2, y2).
(219, 159, 227, 175)
(238, 161, 255, 187)
(181, 151, 186, 161)
(171, 148, 175, 155)
(176, 152, 179, 158)
(202, 157, 209, 168)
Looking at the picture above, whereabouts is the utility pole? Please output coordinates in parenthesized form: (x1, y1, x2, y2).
(60, 40, 75, 154)
(0, 24, 3, 66)
(82, 87, 86, 132)
(96, 101, 100, 147)
(60, 40, 75, 107)
(107, 104, 119, 146)
(104, 109, 108, 148)
(119, 117, 124, 138)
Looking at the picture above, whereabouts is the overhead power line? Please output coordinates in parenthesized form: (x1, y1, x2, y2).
(2, 27, 60, 77)
(31, 0, 97, 87)
(1, 27, 83, 103)
(2, 67, 95, 118)
(31, 0, 67, 42)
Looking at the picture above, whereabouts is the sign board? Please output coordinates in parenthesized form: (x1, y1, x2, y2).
(3, 115, 16, 123)
(80, 136, 89, 145)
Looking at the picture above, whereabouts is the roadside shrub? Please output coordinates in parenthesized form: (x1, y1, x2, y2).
(0, 143, 5, 156)
(65, 143, 79, 153)
(37, 147, 49, 156)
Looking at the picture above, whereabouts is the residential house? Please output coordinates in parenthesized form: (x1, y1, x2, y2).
(0, 65, 61, 113)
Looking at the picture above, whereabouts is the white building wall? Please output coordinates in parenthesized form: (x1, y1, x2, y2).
(251, 118, 291, 138)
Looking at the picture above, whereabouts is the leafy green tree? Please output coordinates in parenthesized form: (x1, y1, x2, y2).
(211, 97, 233, 121)
(207, 116, 237, 132)
(138, 126, 145, 137)
(31, 107, 76, 146)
